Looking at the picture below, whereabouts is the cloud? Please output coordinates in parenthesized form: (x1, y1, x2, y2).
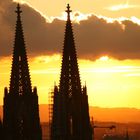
(107, 3, 139, 11)
(1, 0, 140, 60)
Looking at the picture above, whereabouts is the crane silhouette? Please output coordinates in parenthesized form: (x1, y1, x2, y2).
(91, 117, 116, 140)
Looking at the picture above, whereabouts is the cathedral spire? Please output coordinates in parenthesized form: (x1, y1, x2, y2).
(65, 4, 72, 21)
(15, 3, 22, 15)
(3, 4, 42, 140)
(51, 4, 92, 140)
(59, 3, 81, 96)
(9, 3, 32, 94)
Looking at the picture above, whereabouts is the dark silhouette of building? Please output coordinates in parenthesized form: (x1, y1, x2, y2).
(3, 4, 42, 140)
(102, 131, 130, 140)
(102, 135, 125, 140)
(50, 4, 92, 140)
(125, 130, 129, 140)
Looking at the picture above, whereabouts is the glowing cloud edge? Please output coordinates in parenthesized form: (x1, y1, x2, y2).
(13, 0, 140, 26)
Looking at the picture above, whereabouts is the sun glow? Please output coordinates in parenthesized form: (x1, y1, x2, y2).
(0, 56, 140, 108)
(99, 56, 109, 61)
(50, 11, 91, 23)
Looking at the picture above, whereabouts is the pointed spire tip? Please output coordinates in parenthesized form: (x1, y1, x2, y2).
(67, 4, 70, 9)
(66, 3, 72, 14)
(15, 3, 22, 14)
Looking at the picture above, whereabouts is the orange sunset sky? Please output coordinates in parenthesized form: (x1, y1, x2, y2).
(0, 0, 140, 109)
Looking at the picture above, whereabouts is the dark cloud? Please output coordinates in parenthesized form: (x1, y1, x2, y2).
(1, 0, 140, 60)
(76, 17, 140, 60)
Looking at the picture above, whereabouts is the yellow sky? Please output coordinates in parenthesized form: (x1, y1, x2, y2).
(14, 0, 140, 18)
(1, 0, 140, 109)
(1, 55, 140, 108)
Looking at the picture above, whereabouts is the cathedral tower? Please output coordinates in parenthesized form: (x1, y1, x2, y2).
(51, 4, 92, 140)
(3, 4, 42, 140)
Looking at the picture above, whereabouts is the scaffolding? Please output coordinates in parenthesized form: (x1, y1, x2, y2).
(48, 90, 54, 140)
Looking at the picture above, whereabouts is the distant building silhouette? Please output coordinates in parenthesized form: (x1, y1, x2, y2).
(125, 130, 129, 140)
(102, 135, 125, 140)
(102, 131, 130, 140)
(50, 4, 92, 140)
(3, 4, 42, 140)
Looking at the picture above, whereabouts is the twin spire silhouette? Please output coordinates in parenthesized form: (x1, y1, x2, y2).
(1, 3, 92, 140)
(0, 3, 130, 140)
